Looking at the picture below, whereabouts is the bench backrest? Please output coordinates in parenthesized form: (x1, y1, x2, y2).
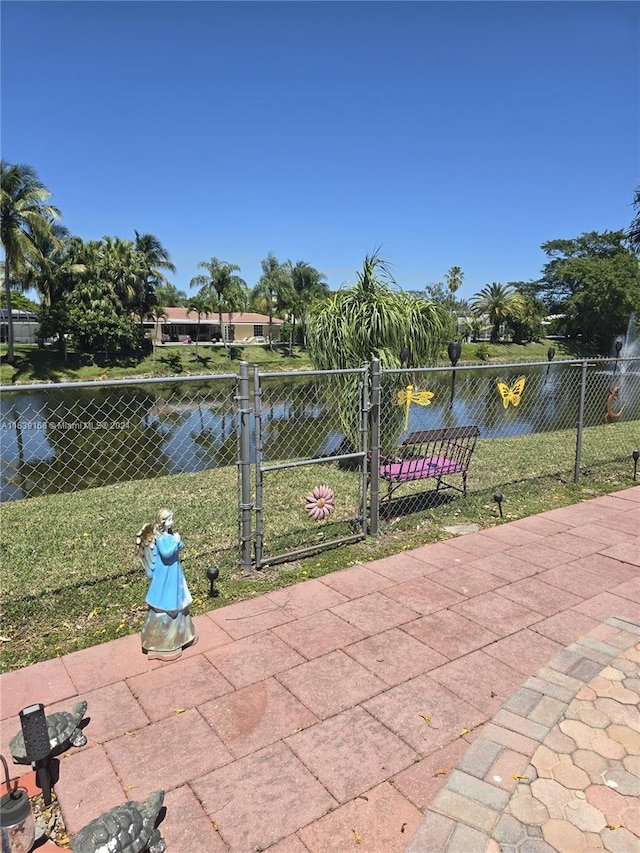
(401, 425, 480, 467)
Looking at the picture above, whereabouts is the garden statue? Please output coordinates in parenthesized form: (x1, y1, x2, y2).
(71, 790, 166, 853)
(136, 509, 197, 661)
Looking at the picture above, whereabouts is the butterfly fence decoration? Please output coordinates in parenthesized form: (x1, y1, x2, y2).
(496, 376, 526, 408)
(397, 384, 434, 430)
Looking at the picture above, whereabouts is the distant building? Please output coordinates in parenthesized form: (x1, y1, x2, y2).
(0, 309, 40, 344)
(144, 308, 285, 344)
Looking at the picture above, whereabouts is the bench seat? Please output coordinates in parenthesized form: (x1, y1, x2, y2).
(378, 425, 480, 516)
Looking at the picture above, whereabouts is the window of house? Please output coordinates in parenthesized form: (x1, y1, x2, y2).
(253, 325, 264, 337)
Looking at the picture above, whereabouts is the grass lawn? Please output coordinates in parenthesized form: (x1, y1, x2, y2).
(1, 425, 637, 673)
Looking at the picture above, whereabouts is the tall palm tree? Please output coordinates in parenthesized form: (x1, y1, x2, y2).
(252, 253, 293, 349)
(627, 187, 640, 255)
(444, 266, 464, 309)
(470, 283, 525, 343)
(187, 291, 213, 359)
(1, 161, 61, 361)
(134, 232, 176, 331)
(286, 260, 328, 352)
(190, 257, 247, 352)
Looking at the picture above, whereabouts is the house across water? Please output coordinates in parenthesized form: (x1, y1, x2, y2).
(144, 308, 285, 344)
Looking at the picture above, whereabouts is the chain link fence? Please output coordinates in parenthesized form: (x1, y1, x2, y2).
(371, 357, 640, 526)
(0, 374, 238, 501)
(2, 357, 639, 571)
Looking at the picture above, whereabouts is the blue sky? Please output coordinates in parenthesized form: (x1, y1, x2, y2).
(2, 1, 638, 303)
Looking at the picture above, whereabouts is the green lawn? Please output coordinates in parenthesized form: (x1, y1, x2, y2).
(1, 423, 637, 673)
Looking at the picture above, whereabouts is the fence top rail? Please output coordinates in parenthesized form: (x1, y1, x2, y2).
(0, 372, 238, 393)
(255, 367, 368, 380)
(380, 357, 639, 376)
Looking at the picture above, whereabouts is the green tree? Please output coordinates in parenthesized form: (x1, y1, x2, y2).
(444, 266, 464, 304)
(306, 251, 448, 447)
(506, 283, 545, 343)
(538, 230, 640, 352)
(190, 257, 247, 353)
(1, 162, 61, 361)
(286, 260, 328, 351)
(134, 232, 176, 333)
(187, 291, 213, 358)
(470, 283, 525, 343)
(252, 253, 293, 348)
(155, 282, 188, 307)
(625, 187, 640, 255)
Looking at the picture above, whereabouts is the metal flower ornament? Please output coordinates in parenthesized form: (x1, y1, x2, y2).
(305, 484, 335, 521)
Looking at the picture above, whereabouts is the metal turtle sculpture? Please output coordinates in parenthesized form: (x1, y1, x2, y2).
(9, 700, 88, 764)
(71, 790, 166, 853)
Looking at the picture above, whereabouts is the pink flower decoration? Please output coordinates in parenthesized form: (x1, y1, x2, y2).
(305, 484, 335, 521)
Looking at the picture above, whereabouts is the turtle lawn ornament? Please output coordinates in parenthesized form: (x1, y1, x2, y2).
(9, 701, 88, 764)
(71, 790, 166, 853)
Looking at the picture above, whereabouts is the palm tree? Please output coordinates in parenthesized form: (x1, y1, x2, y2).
(1, 161, 61, 361)
(134, 232, 176, 334)
(307, 250, 448, 370)
(470, 283, 525, 343)
(252, 253, 293, 349)
(286, 260, 328, 352)
(627, 187, 640, 255)
(187, 291, 213, 359)
(306, 250, 448, 446)
(190, 257, 247, 352)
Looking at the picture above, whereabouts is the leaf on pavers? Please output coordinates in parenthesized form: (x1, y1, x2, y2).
(124, 785, 136, 793)
(174, 708, 186, 714)
(401, 823, 408, 833)
(356, 795, 369, 802)
(491, 690, 497, 697)
(433, 769, 448, 777)
(124, 731, 136, 737)
(606, 825, 623, 830)
(420, 714, 432, 724)
(459, 728, 470, 736)
(512, 774, 530, 781)
(211, 820, 218, 831)
(352, 829, 362, 845)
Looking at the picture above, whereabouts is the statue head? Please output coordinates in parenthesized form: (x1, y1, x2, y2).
(154, 508, 173, 533)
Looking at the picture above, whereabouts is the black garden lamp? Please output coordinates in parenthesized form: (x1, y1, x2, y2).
(399, 345, 410, 368)
(19, 703, 52, 806)
(493, 491, 504, 519)
(613, 338, 623, 374)
(544, 346, 556, 384)
(633, 450, 639, 481)
(447, 341, 462, 409)
(206, 565, 220, 597)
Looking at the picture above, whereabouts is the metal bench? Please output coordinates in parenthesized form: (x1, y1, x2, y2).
(379, 425, 480, 515)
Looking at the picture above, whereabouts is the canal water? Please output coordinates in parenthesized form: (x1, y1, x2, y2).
(1, 360, 638, 501)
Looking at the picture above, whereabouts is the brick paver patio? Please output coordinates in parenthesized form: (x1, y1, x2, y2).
(0, 487, 638, 852)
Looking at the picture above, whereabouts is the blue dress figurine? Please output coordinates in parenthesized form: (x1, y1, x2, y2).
(136, 508, 197, 661)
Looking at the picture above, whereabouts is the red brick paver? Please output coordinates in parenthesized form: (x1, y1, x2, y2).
(0, 486, 638, 853)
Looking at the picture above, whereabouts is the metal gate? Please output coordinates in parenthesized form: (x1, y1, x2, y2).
(239, 363, 370, 572)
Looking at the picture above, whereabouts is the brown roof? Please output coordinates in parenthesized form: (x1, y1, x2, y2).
(153, 308, 283, 325)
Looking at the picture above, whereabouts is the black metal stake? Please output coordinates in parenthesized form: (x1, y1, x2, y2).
(544, 346, 555, 385)
(633, 450, 639, 481)
(448, 342, 462, 410)
(493, 491, 503, 519)
(206, 565, 220, 597)
(613, 339, 623, 375)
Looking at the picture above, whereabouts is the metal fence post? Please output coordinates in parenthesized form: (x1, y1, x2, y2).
(359, 363, 370, 538)
(237, 361, 253, 575)
(574, 359, 588, 484)
(369, 358, 381, 536)
(253, 364, 264, 570)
